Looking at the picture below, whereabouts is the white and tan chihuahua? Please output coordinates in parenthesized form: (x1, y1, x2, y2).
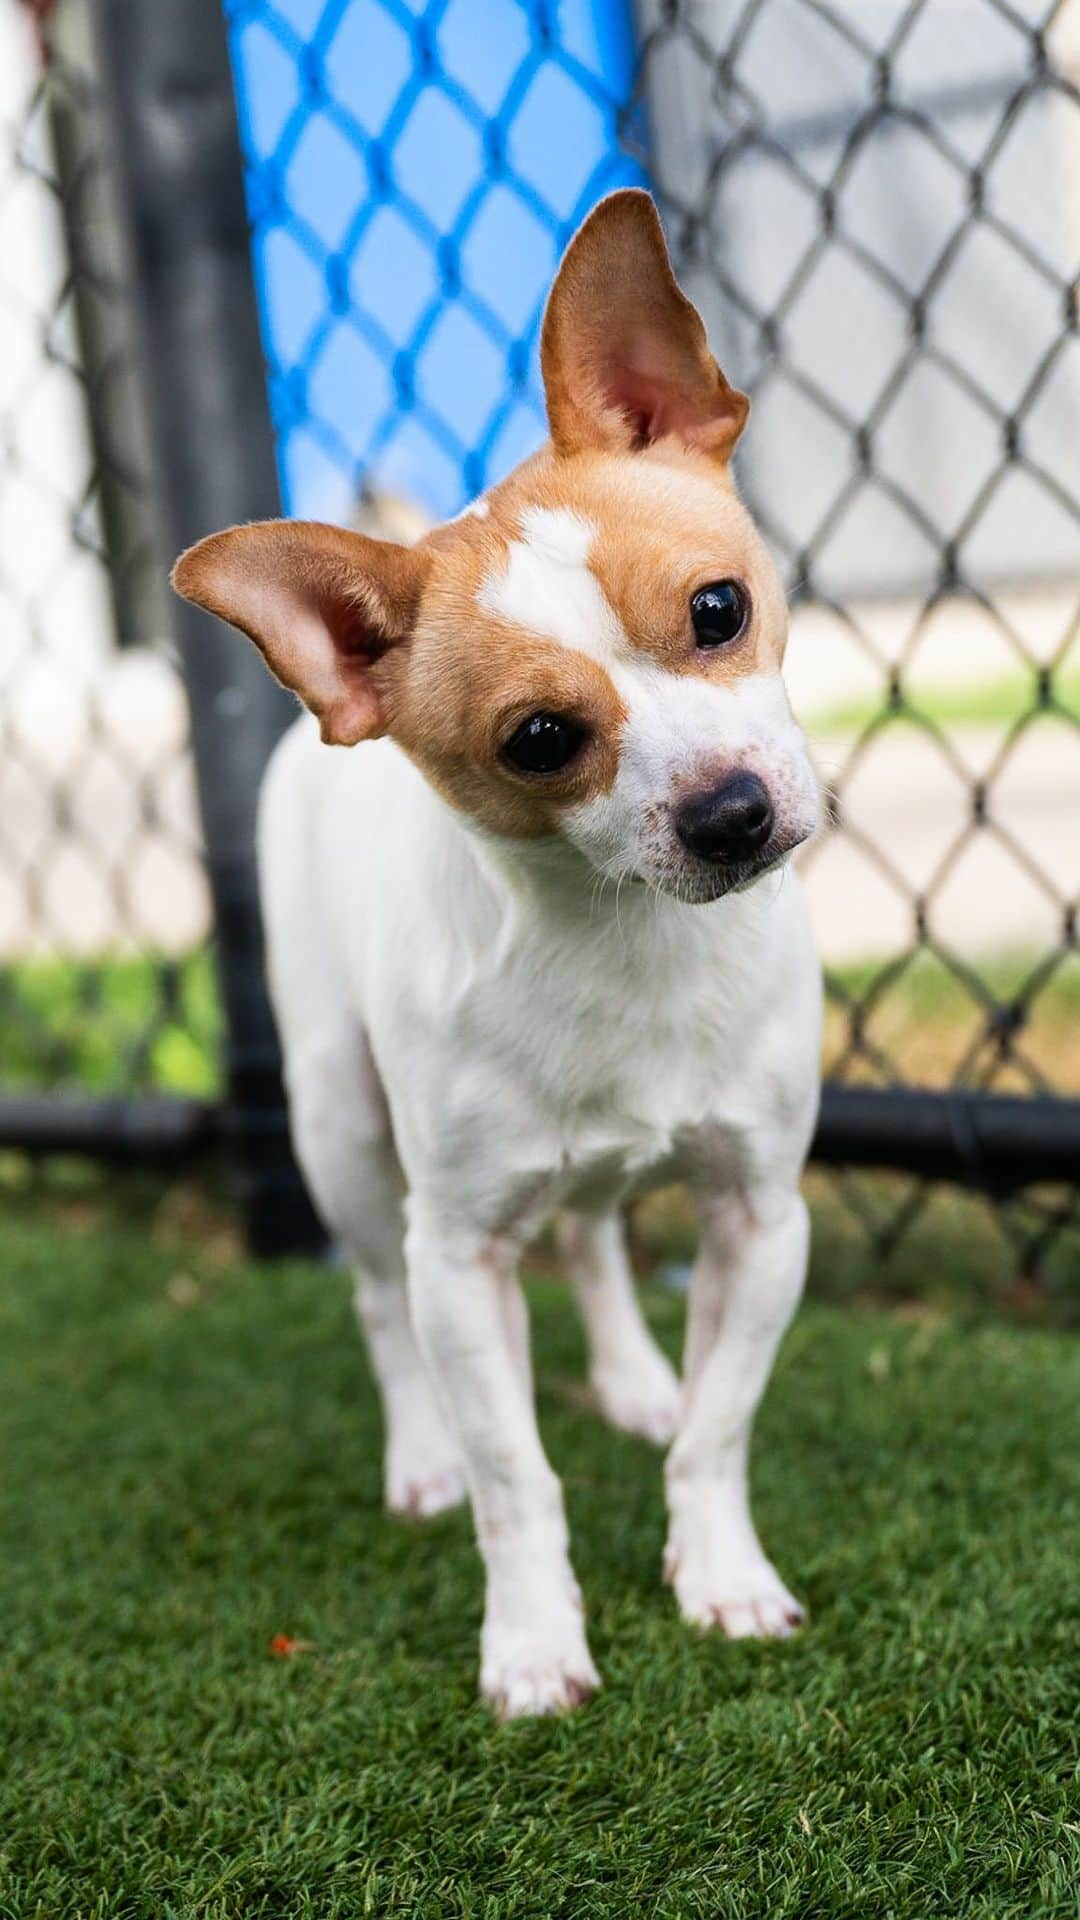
(174, 190, 823, 1719)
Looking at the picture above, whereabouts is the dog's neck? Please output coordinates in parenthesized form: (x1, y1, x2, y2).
(437, 780, 772, 947)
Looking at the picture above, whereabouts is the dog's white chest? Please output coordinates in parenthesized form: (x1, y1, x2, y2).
(555, 1108, 680, 1208)
(308, 737, 819, 1233)
(446, 963, 767, 1234)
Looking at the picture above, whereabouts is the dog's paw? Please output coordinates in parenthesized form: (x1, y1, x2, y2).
(478, 1589, 595, 1712)
(387, 1462, 468, 1518)
(482, 1618, 601, 1720)
(385, 1435, 467, 1519)
(592, 1348, 682, 1447)
(664, 1541, 805, 1639)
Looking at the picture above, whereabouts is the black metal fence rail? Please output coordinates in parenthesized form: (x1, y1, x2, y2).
(86, 0, 320, 1250)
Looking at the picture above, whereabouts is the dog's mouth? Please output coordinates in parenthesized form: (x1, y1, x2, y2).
(697, 843, 792, 899)
(643, 832, 805, 905)
(725, 835, 801, 888)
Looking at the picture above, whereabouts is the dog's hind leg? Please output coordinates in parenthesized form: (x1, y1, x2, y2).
(663, 1184, 808, 1637)
(258, 733, 465, 1519)
(281, 1011, 466, 1519)
(557, 1212, 681, 1446)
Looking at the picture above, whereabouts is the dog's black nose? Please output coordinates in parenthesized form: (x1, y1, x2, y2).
(674, 772, 774, 864)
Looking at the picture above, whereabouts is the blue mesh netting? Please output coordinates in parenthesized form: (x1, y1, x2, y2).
(224, 0, 646, 524)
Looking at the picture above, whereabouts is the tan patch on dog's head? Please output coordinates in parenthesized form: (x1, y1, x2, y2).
(479, 443, 789, 679)
(386, 518, 628, 834)
(369, 432, 789, 832)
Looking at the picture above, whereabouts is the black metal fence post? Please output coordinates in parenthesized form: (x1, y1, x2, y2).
(87, 0, 321, 1255)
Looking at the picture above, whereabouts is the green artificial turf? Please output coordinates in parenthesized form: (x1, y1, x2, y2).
(1, 1192, 1078, 1919)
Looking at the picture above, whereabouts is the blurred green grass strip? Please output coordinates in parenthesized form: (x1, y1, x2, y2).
(2, 945, 1077, 1103)
(805, 662, 1080, 738)
(0, 949, 222, 1096)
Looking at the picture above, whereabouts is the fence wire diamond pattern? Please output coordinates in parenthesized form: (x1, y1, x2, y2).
(224, 0, 647, 520)
(229, 0, 1079, 1276)
(636, 0, 1080, 1273)
(0, 0, 1075, 1282)
(0, 0, 217, 1101)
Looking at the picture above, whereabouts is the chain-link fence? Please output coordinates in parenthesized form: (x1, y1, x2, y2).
(2, 0, 1077, 1273)
(0, 0, 219, 1123)
(636, 0, 1080, 1274)
(224, 0, 1079, 1272)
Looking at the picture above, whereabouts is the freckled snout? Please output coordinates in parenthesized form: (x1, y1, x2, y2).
(673, 771, 774, 865)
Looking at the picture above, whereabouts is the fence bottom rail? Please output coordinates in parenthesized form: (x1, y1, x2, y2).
(814, 1086, 1080, 1189)
(5, 1084, 1078, 1204)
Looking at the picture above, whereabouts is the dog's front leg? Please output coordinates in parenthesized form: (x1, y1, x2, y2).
(406, 1212, 600, 1718)
(664, 1185, 808, 1639)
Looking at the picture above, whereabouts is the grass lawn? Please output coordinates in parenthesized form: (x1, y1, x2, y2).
(0, 953, 222, 1098)
(1, 1183, 1078, 1918)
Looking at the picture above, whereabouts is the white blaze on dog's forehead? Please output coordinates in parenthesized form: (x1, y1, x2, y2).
(477, 505, 626, 666)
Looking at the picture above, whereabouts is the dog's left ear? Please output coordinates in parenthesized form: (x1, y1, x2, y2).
(172, 519, 428, 746)
(541, 189, 748, 463)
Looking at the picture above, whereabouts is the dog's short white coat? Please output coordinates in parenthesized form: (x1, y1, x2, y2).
(259, 477, 822, 1712)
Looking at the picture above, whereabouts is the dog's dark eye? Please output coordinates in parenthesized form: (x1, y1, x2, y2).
(691, 580, 749, 648)
(502, 712, 585, 776)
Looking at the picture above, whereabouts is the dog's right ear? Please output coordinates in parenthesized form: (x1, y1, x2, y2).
(541, 189, 748, 463)
(172, 520, 429, 746)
